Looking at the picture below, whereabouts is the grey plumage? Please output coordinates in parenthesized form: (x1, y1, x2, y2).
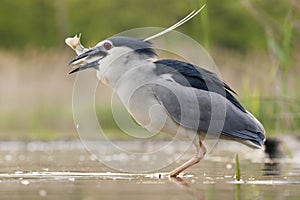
(152, 59, 264, 148)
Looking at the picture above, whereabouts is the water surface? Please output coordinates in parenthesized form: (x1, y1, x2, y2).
(0, 140, 299, 200)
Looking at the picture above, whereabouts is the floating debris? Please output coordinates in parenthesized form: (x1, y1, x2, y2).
(68, 177, 75, 181)
(20, 180, 30, 185)
(226, 163, 233, 169)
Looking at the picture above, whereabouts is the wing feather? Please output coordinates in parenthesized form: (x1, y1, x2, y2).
(154, 59, 246, 113)
(152, 61, 265, 148)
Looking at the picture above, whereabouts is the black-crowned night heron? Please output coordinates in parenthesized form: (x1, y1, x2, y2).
(65, 8, 265, 178)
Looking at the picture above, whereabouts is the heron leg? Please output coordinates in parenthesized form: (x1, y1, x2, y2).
(169, 139, 206, 177)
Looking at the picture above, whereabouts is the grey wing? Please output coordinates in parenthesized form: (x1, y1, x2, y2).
(152, 81, 265, 148)
(151, 81, 212, 133)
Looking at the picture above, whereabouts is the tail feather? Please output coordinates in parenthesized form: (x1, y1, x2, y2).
(222, 130, 265, 149)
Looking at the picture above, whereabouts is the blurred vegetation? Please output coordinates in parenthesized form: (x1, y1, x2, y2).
(0, 0, 299, 140)
(0, 0, 298, 51)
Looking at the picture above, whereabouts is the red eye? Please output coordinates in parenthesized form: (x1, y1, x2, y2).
(104, 42, 112, 50)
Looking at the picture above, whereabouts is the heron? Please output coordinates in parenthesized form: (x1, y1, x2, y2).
(65, 6, 265, 178)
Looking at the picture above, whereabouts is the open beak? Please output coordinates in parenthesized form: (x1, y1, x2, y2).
(68, 46, 107, 74)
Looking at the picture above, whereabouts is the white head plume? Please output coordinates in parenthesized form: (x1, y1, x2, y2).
(143, 4, 206, 42)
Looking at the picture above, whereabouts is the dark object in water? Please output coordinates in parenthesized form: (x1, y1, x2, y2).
(264, 138, 285, 159)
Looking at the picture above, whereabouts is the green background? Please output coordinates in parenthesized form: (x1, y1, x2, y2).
(0, 0, 299, 140)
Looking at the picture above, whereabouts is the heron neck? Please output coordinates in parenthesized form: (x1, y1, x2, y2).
(97, 53, 155, 88)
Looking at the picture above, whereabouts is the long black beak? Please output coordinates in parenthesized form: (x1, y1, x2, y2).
(69, 60, 101, 74)
(68, 46, 107, 74)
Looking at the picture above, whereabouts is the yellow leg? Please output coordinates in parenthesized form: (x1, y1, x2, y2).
(169, 140, 206, 177)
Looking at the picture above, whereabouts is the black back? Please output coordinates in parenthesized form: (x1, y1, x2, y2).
(154, 59, 246, 113)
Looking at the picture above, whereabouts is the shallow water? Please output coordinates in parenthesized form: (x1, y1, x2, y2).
(0, 140, 299, 200)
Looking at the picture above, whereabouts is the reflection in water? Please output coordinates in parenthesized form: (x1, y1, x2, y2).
(263, 162, 281, 176)
(169, 177, 206, 200)
(235, 184, 241, 200)
(263, 138, 286, 176)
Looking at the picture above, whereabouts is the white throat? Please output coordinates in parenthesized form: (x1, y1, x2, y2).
(96, 47, 155, 88)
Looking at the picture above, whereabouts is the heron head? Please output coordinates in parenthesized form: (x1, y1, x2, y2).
(68, 36, 157, 74)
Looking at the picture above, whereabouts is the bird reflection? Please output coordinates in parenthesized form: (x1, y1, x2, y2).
(169, 176, 206, 200)
(263, 138, 286, 176)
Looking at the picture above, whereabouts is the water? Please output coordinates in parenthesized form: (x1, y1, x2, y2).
(0, 140, 299, 200)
